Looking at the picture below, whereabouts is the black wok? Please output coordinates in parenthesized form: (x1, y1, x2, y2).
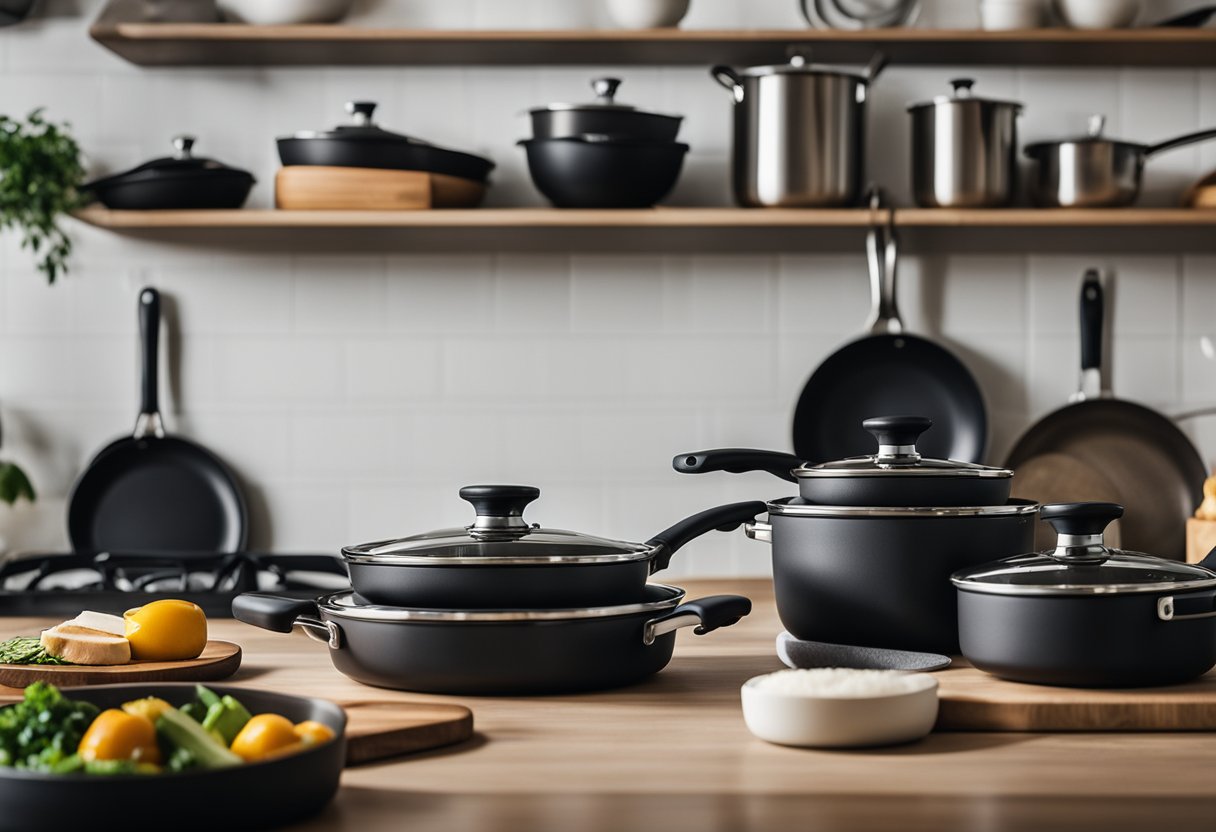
(233, 586, 751, 695)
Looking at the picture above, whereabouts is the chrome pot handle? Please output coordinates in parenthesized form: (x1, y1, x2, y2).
(864, 187, 902, 336)
(643, 595, 751, 645)
(1157, 591, 1216, 622)
(744, 521, 773, 544)
(232, 592, 343, 649)
(710, 65, 745, 103)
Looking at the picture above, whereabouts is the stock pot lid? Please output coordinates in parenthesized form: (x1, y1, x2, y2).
(733, 53, 869, 81)
(342, 484, 654, 566)
(952, 503, 1216, 596)
(908, 78, 1023, 112)
(530, 77, 679, 119)
(795, 416, 1012, 481)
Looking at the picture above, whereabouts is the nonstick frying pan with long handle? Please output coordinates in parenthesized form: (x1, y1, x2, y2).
(1005, 271, 1206, 560)
(791, 194, 988, 464)
(67, 288, 248, 554)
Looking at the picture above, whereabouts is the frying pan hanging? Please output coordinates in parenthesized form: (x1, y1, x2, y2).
(67, 288, 248, 554)
(1005, 271, 1205, 559)
(791, 192, 988, 463)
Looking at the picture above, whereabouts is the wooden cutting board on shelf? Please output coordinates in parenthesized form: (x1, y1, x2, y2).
(936, 663, 1216, 731)
(0, 640, 242, 689)
(276, 165, 486, 210)
(342, 701, 474, 765)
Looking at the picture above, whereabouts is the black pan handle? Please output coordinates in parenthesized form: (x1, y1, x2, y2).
(672, 449, 801, 482)
(1040, 502, 1124, 537)
(138, 287, 161, 420)
(643, 595, 752, 645)
(232, 593, 318, 634)
(646, 502, 767, 573)
(1079, 271, 1103, 374)
(1200, 546, 1216, 571)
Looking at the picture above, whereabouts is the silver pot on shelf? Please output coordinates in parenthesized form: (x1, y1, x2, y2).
(710, 52, 886, 208)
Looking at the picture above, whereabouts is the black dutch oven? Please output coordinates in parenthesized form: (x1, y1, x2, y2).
(341, 484, 764, 609)
(528, 77, 683, 141)
(675, 416, 1013, 507)
(232, 585, 751, 695)
(518, 135, 689, 209)
(84, 136, 255, 210)
(953, 502, 1216, 688)
(277, 101, 495, 182)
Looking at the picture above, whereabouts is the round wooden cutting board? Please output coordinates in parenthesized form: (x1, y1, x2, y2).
(0, 640, 242, 689)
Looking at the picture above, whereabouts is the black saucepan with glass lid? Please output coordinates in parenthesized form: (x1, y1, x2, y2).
(340, 485, 765, 609)
(953, 502, 1216, 688)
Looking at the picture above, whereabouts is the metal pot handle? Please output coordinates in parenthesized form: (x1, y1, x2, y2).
(1157, 591, 1216, 622)
(1144, 127, 1216, 159)
(645, 501, 767, 573)
(865, 51, 889, 83)
(864, 187, 903, 336)
(710, 65, 745, 103)
(643, 595, 752, 645)
(232, 592, 342, 649)
(744, 521, 772, 544)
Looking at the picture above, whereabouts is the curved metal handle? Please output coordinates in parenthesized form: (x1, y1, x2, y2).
(864, 189, 902, 336)
(133, 287, 165, 438)
(232, 593, 342, 648)
(1145, 128, 1216, 159)
(643, 595, 752, 645)
(592, 77, 621, 104)
(710, 65, 745, 103)
(646, 501, 766, 573)
(865, 51, 888, 83)
(744, 522, 772, 544)
(1073, 270, 1106, 402)
(1158, 591, 1216, 622)
(1087, 114, 1106, 138)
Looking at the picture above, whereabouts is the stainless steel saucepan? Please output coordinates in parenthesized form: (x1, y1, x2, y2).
(1025, 115, 1216, 207)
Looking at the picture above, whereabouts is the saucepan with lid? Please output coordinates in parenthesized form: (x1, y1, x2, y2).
(341, 484, 764, 609)
(953, 502, 1216, 688)
(233, 585, 751, 695)
(528, 77, 682, 141)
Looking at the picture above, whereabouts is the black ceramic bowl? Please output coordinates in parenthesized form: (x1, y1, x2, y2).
(0, 683, 346, 832)
(519, 137, 689, 208)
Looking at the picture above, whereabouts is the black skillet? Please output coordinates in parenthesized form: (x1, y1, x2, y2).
(67, 288, 248, 555)
(791, 196, 987, 464)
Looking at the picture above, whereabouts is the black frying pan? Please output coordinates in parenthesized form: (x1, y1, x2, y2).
(791, 203, 987, 464)
(1005, 271, 1206, 559)
(67, 288, 248, 554)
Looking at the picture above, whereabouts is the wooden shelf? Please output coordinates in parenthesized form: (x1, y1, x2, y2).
(91, 2, 1216, 67)
(72, 206, 1216, 254)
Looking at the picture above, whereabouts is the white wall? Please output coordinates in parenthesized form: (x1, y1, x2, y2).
(1, 0, 1214, 577)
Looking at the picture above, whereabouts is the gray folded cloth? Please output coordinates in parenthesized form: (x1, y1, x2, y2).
(777, 631, 952, 672)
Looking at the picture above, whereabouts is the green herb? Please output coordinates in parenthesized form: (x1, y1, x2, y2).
(0, 462, 35, 506)
(0, 682, 99, 771)
(0, 637, 66, 665)
(0, 109, 86, 284)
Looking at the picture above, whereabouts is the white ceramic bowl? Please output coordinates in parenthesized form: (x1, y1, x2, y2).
(218, 0, 355, 25)
(605, 0, 691, 28)
(1053, 0, 1140, 28)
(981, 1, 1045, 30)
(741, 669, 939, 748)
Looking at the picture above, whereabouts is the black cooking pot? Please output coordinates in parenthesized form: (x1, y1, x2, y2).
(528, 77, 683, 141)
(746, 499, 1037, 653)
(232, 585, 751, 695)
(84, 136, 255, 210)
(342, 484, 763, 609)
(519, 135, 688, 208)
(675, 416, 1013, 507)
(953, 502, 1216, 688)
(278, 101, 495, 182)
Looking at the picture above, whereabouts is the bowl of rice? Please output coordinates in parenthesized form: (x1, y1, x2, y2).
(741, 668, 939, 748)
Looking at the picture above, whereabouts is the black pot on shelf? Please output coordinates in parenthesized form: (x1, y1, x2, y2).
(528, 77, 683, 141)
(84, 136, 255, 210)
(519, 135, 688, 208)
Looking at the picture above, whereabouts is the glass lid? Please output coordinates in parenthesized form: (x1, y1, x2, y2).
(908, 78, 1024, 112)
(952, 503, 1216, 596)
(342, 485, 654, 565)
(796, 416, 1012, 480)
(290, 101, 432, 145)
(533, 77, 674, 116)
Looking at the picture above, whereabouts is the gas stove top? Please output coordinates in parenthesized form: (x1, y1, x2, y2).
(0, 551, 349, 617)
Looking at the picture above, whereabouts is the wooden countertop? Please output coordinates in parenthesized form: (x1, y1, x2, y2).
(8, 579, 1216, 831)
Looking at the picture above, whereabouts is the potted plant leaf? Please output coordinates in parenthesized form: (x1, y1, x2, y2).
(0, 109, 85, 284)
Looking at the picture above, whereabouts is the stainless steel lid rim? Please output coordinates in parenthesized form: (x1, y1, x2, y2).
(952, 579, 1216, 597)
(317, 585, 687, 622)
(767, 497, 1038, 517)
(794, 466, 1012, 480)
(341, 546, 656, 566)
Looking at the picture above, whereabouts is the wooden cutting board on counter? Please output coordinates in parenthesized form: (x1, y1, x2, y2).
(936, 663, 1216, 731)
(0, 640, 242, 689)
(343, 701, 474, 765)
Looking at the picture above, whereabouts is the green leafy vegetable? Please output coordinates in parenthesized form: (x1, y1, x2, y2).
(0, 682, 99, 771)
(0, 462, 35, 506)
(0, 637, 66, 665)
(0, 109, 86, 284)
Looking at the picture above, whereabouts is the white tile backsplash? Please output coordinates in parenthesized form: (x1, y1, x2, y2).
(0, 0, 1214, 573)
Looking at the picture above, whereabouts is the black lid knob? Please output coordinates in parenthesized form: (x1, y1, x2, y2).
(950, 78, 975, 95)
(1041, 503, 1124, 537)
(459, 485, 540, 520)
(863, 416, 933, 450)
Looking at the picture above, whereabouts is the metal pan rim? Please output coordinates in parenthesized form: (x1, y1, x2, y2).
(767, 497, 1038, 518)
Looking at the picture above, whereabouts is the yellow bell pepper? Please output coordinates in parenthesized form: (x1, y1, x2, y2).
(78, 709, 162, 765)
(229, 713, 302, 762)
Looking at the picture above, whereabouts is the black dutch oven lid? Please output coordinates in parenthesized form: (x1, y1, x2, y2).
(952, 503, 1216, 596)
(529, 77, 679, 120)
(342, 485, 655, 566)
(85, 136, 253, 189)
(795, 416, 1011, 482)
(284, 101, 445, 147)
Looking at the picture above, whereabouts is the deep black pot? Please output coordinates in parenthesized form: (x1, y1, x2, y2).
(519, 137, 688, 208)
(233, 586, 750, 695)
(748, 499, 1038, 653)
(0, 684, 345, 832)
